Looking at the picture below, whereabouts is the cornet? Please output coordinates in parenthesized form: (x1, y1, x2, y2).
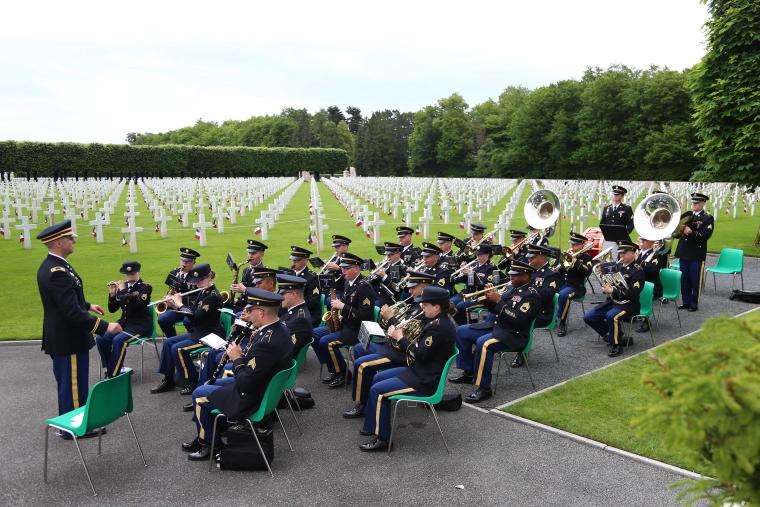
(462, 282, 511, 302)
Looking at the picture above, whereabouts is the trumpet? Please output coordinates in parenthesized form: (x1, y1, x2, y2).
(558, 242, 594, 270)
(459, 229, 498, 258)
(106, 280, 122, 288)
(317, 254, 338, 275)
(462, 282, 511, 301)
(149, 287, 206, 313)
(367, 259, 390, 282)
(451, 260, 479, 278)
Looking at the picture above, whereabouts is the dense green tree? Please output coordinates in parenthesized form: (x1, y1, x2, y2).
(408, 105, 441, 176)
(345, 106, 364, 134)
(434, 93, 475, 175)
(355, 110, 412, 175)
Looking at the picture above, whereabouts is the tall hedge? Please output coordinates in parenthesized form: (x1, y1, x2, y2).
(0, 141, 348, 177)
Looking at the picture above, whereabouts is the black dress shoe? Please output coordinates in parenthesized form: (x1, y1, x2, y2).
(687, 306, 698, 312)
(448, 372, 474, 384)
(511, 354, 524, 368)
(322, 373, 341, 384)
(465, 387, 493, 403)
(608, 345, 622, 357)
(343, 404, 364, 418)
(181, 437, 201, 453)
(677, 304, 690, 310)
(188, 444, 212, 461)
(183, 401, 194, 412)
(557, 321, 567, 337)
(179, 383, 197, 396)
(359, 438, 388, 452)
(150, 378, 175, 394)
(328, 373, 349, 389)
(635, 322, 649, 333)
(359, 429, 373, 436)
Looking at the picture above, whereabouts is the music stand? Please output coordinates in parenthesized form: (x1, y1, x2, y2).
(599, 224, 631, 244)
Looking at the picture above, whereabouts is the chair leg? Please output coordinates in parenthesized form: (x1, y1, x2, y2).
(674, 303, 682, 328)
(275, 409, 294, 452)
(648, 318, 655, 347)
(388, 400, 401, 455)
(288, 389, 303, 413)
(523, 353, 536, 389)
(125, 413, 148, 467)
(43, 426, 49, 483)
(152, 339, 160, 362)
(548, 330, 559, 362)
(493, 353, 502, 395)
(713, 272, 717, 293)
(246, 420, 274, 478)
(283, 393, 303, 436)
(208, 414, 223, 473)
(740, 272, 745, 290)
(139, 343, 145, 384)
(98, 427, 102, 456)
(428, 404, 450, 455)
(72, 434, 97, 496)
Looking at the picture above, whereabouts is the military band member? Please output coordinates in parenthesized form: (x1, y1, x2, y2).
(370, 241, 405, 307)
(96, 261, 153, 378)
(527, 226, 550, 247)
(555, 232, 593, 337)
(36, 220, 121, 431)
(343, 270, 436, 419)
(313, 253, 378, 388)
(419, 242, 454, 290)
(526, 244, 562, 328)
(277, 274, 314, 354)
(396, 226, 421, 266)
(289, 245, 322, 328)
(436, 231, 458, 269)
(230, 239, 268, 311)
(359, 286, 456, 452)
(583, 240, 645, 357)
(497, 229, 529, 272)
(451, 243, 496, 325)
(321, 234, 352, 290)
(463, 222, 489, 246)
(183, 289, 293, 461)
(675, 193, 714, 312)
(636, 236, 667, 332)
(158, 247, 200, 338)
(599, 185, 634, 258)
(450, 261, 541, 403)
(152, 263, 224, 394)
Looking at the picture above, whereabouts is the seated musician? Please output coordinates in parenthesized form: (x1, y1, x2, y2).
(311, 235, 353, 348)
(370, 241, 405, 307)
(555, 232, 593, 337)
(635, 236, 666, 333)
(396, 226, 421, 265)
(96, 260, 153, 378)
(359, 286, 456, 452)
(151, 263, 224, 395)
(182, 289, 293, 461)
(158, 247, 200, 338)
(229, 239, 268, 313)
(277, 274, 314, 354)
(450, 260, 541, 403)
(583, 240, 645, 357)
(312, 252, 377, 388)
(289, 245, 322, 328)
(343, 270, 435, 419)
(496, 229, 529, 272)
(436, 232, 458, 270)
(419, 241, 454, 291)
(451, 243, 496, 325)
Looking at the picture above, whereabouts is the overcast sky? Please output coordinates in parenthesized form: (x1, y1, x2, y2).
(0, 0, 709, 144)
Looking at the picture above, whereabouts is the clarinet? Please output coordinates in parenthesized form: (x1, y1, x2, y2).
(208, 321, 255, 385)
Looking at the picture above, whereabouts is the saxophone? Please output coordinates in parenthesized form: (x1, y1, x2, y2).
(322, 286, 343, 332)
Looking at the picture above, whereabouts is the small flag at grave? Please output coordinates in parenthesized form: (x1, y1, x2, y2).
(18, 233, 24, 243)
(225, 213, 231, 221)
(415, 226, 421, 236)
(355, 219, 363, 227)
(254, 226, 262, 235)
(0, 227, 4, 237)
(91, 227, 97, 238)
(178, 217, 184, 224)
(307, 232, 314, 244)
(121, 234, 127, 246)
(212, 219, 218, 229)
(154, 223, 160, 233)
(124, 218, 129, 225)
(458, 222, 465, 229)
(366, 225, 373, 239)
(80, 211, 84, 218)
(194, 228, 201, 240)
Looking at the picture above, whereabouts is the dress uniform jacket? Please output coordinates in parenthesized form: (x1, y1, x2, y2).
(530, 264, 562, 325)
(107, 279, 153, 336)
(605, 262, 645, 315)
(395, 315, 456, 395)
(422, 260, 454, 290)
(401, 245, 421, 266)
(483, 283, 542, 350)
(674, 211, 714, 261)
(637, 249, 667, 298)
(232, 262, 265, 310)
(184, 286, 224, 340)
(371, 260, 404, 304)
(600, 203, 634, 233)
(439, 251, 457, 271)
(38, 254, 109, 356)
(452, 262, 496, 293)
(294, 266, 322, 326)
(384, 305, 431, 364)
(208, 321, 293, 420)
(279, 302, 313, 356)
(338, 275, 378, 345)
(168, 267, 197, 306)
(560, 252, 593, 295)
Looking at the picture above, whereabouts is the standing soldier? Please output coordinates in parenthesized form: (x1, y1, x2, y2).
(36, 220, 121, 433)
(396, 226, 421, 266)
(675, 193, 714, 312)
(599, 185, 634, 258)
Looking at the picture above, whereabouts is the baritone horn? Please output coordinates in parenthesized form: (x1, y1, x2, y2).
(633, 192, 681, 262)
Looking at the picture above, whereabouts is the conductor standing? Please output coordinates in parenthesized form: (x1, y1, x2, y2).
(36, 220, 122, 427)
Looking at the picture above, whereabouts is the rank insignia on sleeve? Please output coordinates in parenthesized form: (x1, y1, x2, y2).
(424, 336, 433, 346)
(634, 281, 641, 288)
(363, 298, 371, 306)
(652, 259, 658, 265)
(707, 224, 713, 230)
(247, 358, 256, 370)
(549, 280, 557, 289)
(313, 288, 320, 294)
(202, 304, 209, 311)
(520, 302, 531, 313)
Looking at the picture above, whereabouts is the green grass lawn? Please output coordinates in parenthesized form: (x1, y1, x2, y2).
(2, 178, 758, 340)
(503, 308, 760, 475)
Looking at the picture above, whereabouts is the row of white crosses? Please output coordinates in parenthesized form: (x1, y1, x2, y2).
(309, 177, 329, 252)
(252, 177, 304, 241)
(492, 179, 529, 245)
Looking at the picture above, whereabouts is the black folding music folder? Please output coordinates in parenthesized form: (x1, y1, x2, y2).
(599, 224, 630, 243)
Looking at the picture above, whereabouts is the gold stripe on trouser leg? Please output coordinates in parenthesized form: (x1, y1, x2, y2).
(113, 336, 139, 375)
(355, 358, 391, 403)
(698, 260, 705, 304)
(560, 291, 575, 321)
(177, 343, 205, 379)
(475, 338, 500, 386)
(612, 310, 627, 345)
(70, 354, 80, 409)
(327, 340, 343, 374)
(194, 396, 209, 441)
(375, 388, 414, 437)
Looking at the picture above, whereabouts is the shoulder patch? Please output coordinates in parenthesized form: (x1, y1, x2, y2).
(51, 267, 66, 273)
(520, 302, 531, 313)
(291, 334, 297, 344)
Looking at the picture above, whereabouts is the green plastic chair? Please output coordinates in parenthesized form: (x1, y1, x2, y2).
(563, 280, 589, 331)
(535, 292, 560, 362)
(125, 305, 161, 383)
(494, 319, 538, 394)
(44, 369, 147, 496)
(387, 350, 459, 455)
(281, 338, 314, 435)
(373, 306, 380, 322)
(658, 268, 682, 328)
(208, 361, 297, 476)
(706, 248, 744, 293)
(624, 281, 655, 348)
(669, 258, 680, 270)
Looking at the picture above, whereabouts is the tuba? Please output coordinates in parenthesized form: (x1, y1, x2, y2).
(633, 192, 681, 261)
(524, 189, 560, 233)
